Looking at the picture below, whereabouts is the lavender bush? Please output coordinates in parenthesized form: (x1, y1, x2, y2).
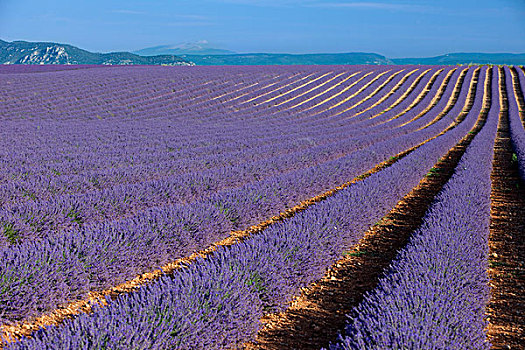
(5, 66, 488, 349)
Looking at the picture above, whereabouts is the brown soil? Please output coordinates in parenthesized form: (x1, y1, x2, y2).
(378, 67, 442, 119)
(332, 68, 418, 119)
(487, 69, 525, 349)
(398, 68, 457, 127)
(419, 67, 470, 130)
(373, 68, 431, 116)
(241, 68, 489, 350)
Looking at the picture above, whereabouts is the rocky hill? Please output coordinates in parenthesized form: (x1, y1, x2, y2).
(0, 39, 193, 66)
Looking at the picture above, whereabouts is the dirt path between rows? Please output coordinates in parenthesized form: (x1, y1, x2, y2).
(487, 68, 525, 349)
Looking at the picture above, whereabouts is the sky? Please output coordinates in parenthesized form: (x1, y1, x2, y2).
(0, 0, 524, 57)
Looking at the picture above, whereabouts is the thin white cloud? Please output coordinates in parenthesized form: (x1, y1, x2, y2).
(177, 14, 209, 20)
(112, 10, 207, 20)
(211, 0, 434, 11)
(212, 0, 316, 7)
(308, 2, 433, 12)
(164, 21, 214, 27)
(112, 10, 147, 15)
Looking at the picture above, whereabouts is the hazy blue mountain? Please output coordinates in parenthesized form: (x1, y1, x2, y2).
(134, 42, 236, 56)
(0, 39, 193, 65)
(185, 52, 525, 66)
(182, 52, 393, 65)
(392, 52, 525, 66)
(2, 39, 524, 66)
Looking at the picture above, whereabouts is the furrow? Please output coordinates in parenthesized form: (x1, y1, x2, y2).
(376, 68, 444, 123)
(323, 69, 408, 118)
(255, 72, 333, 105)
(417, 66, 470, 131)
(326, 70, 392, 110)
(240, 73, 316, 105)
(369, 67, 431, 119)
(296, 72, 374, 112)
(323, 68, 418, 120)
(274, 72, 348, 107)
(487, 68, 525, 349)
(284, 72, 363, 111)
(397, 68, 457, 127)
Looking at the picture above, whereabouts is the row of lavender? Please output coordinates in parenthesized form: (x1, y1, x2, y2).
(0, 67, 411, 169)
(0, 66, 459, 241)
(0, 67, 446, 237)
(3, 70, 398, 190)
(329, 67, 498, 350)
(0, 68, 421, 238)
(0, 67, 416, 204)
(0, 64, 451, 209)
(0, 65, 448, 171)
(0, 66, 376, 120)
(0, 65, 105, 74)
(0, 65, 450, 249)
(506, 66, 525, 180)
(0, 67, 476, 323)
(5, 66, 489, 349)
(0, 66, 442, 207)
(0, 67, 439, 134)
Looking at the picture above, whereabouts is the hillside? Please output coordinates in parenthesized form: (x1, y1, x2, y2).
(178, 52, 525, 66)
(0, 39, 193, 65)
(393, 52, 525, 66)
(182, 52, 393, 65)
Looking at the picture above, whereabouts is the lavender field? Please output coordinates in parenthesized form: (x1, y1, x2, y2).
(0, 64, 524, 349)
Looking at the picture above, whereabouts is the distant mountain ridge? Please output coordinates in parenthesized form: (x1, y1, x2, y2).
(392, 52, 525, 66)
(2, 39, 524, 66)
(182, 52, 393, 65)
(0, 39, 193, 66)
(133, 42, 236, 56)
(182, 52, 525, 66)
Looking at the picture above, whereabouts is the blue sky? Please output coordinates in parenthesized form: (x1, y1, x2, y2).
(0, 0, 524, 57)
